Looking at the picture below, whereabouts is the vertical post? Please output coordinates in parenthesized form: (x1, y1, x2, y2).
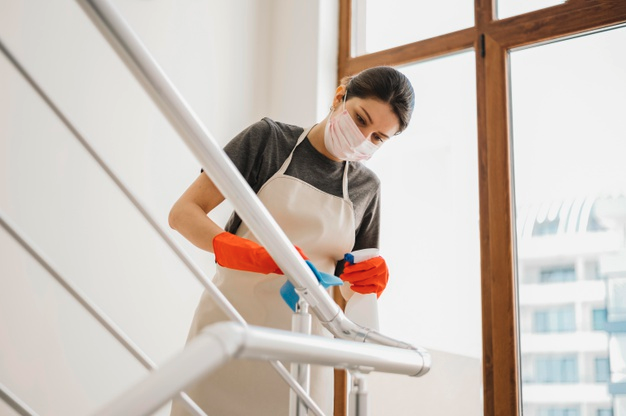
(333, 286, 348, 415)
(348, 372, 368, 416)
(290, 300, 312, 416)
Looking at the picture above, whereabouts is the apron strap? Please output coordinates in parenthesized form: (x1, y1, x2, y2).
(276, 125, 351, 202)
(275, 126, 312, 176)
(342, 161, 350, 201)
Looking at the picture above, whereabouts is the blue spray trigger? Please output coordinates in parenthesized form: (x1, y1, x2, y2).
(280, 260, 343, 312)
(280, 280, 299, 312)
(344, 248, 380, 265)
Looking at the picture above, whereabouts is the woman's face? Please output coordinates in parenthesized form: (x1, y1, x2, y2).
(332, 92, 401, 145)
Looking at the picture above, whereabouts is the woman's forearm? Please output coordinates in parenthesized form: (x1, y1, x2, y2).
(169, 173, 227, 253)
(168, 201, 224, 253)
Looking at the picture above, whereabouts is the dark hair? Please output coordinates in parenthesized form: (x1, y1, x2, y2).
(341, 66, 415, 134)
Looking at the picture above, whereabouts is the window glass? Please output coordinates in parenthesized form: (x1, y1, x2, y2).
(535, 356, 578, 383)
(539, 266, 576, 283)
(592, 309, 608, 331)
(351, 0, 474, 55)
(511, 27, 626, 416)
(595, 357, 610, 383)
(365, 51, 482, 415)
(497, 0, 566, 20)
(533, 306, 575, 333)
(538, 408, 580, 416)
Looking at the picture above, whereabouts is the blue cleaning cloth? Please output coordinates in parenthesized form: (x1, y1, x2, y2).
(280, 260, 343, 312)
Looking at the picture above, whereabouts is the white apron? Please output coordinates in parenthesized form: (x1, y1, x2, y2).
(171, 127, 356, 416)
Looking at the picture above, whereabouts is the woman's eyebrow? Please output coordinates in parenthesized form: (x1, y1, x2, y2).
(361, 107, 390, 139)
(360, 106, 372, 124)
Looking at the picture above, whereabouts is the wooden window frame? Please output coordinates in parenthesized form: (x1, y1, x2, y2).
(334, 1, 626, 415)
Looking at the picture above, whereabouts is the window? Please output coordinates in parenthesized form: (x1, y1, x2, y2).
(540, 266, 576, 283)
(592, 309, 608, 331)
(532, 217, 560, 236)
(497, 0, 566, 20)
(591, 263, 605, 281)
(538, 408, 580, 416)
(597, 409, 613, 416)
(351, 0, 474, 55)
(365, 52, 483, 415)
(341, 1, 626, 415)
(595, 358, 610, 383)
(586, 203, 608, 232)
(534, 307, 576, 333)
(535, 356, 578, 383)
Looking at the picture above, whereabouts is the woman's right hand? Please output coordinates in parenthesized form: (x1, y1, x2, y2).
(213, 232, 308, 275)
(340, 256, 389, 297)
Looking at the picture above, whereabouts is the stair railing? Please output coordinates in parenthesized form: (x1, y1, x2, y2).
(0, 0, 431, 414)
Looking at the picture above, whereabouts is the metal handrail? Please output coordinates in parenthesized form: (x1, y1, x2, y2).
(76, 0, 422, 350)
(0, 382, 38, 416)
(0, 211, 206, 416)
(93, 322, 429, 416)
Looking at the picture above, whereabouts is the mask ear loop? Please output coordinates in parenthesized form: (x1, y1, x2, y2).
(329, 89, 348, 115)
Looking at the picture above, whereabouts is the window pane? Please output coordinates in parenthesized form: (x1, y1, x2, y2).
(593, 309, 608, 331)
(365, 52, 481, 415)
(596, 358, 610, 383)
(511, 27, 626, 416)
(538, 409, 580, 416)
(533, 306, 575, 333)
(540, 266, 576, 283)
(352, 0, 474, 55)
(535, 356, 578, 383)
(497, 0, 566, 20)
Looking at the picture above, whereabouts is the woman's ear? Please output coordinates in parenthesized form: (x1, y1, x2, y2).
(331, 85, 347, 108)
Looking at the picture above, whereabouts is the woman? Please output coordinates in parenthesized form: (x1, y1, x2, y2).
(168, 66, 414, 415)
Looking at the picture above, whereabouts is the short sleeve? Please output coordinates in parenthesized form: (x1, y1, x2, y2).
(222, 120, 274, 191)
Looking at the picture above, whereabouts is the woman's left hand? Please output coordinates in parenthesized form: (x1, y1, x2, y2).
(340, 256, 388, 297)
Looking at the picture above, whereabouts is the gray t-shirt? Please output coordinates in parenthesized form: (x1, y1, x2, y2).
(221, 117, 381, 252)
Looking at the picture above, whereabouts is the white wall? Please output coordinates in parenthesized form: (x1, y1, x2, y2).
(0, 0, 337, 414)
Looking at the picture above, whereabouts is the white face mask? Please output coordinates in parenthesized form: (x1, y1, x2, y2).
(324, 95, 381, 162)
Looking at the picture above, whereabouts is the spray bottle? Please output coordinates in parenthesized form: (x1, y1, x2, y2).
(343, 248, 380, 331)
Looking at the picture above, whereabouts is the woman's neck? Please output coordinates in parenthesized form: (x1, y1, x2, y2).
(307, 118, 341, 162)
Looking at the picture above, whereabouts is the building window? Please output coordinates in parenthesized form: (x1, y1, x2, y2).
(592, 308, 608, 331)
(540, 266, 576, 283)
(535, 356, 578, 383)
(533, 218, 560, 236)
(597, 409, 613, 416)
(538, 407, 580, 416)
(534, 306, 576, 333)
(592, 263, 606, 280)
(595, 358, 610, 383)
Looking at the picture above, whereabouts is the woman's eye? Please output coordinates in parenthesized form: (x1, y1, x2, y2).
(373, 134, 384, 143)
(356, 114, 365, 125)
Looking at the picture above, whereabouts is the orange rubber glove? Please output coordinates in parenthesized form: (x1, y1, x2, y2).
(340, 256, 388, 298)
(212, 232, 307, 274)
